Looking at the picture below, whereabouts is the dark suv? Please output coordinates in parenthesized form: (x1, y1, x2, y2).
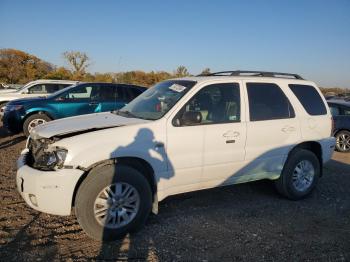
(327, 99, 350, 152)
(2, 82, 146, 136)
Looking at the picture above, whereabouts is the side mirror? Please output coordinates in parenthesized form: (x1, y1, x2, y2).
(180, 111, 202, 126)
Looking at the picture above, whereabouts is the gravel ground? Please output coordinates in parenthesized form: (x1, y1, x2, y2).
(0, 127, 349, 261)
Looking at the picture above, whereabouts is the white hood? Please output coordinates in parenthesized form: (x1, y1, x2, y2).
(31, 112, 150, 139)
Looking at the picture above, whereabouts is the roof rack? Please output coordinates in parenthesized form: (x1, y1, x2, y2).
(198, 70, 304, 80)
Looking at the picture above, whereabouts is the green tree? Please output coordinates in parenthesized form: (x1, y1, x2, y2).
(174, 66, 190, 77)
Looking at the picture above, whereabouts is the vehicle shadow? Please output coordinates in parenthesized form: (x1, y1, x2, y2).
(0, 136, 26, 150)
(0, 125, 11, 139)
(96, 128, 173, 260)
(94, 137, 346, 260)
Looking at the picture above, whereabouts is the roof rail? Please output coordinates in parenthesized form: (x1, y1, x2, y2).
(198, 70, 304, 80)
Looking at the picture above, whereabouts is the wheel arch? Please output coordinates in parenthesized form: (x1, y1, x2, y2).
(334, 128, 350, 137)
(288, 141, 323, 176)
(23, 110, 54, 124)
(72, 157, 157, 207)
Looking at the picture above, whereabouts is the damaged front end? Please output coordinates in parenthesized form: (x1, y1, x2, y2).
(27, 137, 68, 171)
(27, 126, 122, 171)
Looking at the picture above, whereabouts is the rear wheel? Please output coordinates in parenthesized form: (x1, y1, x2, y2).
(75, 164, 152, 241)
(23, 113, 51, 137)
(275, 149, 320, 200)
(335, 130, 350, 153)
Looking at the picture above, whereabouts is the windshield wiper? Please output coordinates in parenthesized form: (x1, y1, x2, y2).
(113, 110, 138, 118)
(112, 110, 155, 121)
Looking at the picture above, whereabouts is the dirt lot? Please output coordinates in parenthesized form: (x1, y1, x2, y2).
(0, 127, 349, 261)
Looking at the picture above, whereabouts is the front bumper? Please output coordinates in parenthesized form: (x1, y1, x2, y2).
(16, 149, 84, 216)
(2, 109, 23, 133)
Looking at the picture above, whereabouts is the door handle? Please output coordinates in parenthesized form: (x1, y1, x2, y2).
(223, 130, 240, 138)
(89, 101, 98, 106)
(281, 126, 296, 133)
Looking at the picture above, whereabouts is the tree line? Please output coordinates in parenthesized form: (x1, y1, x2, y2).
(0, 49, 206, 87)
(0, 48, 346, 94)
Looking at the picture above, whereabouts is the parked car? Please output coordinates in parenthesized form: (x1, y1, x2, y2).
(16, 71, 335, 240)
(3, 82, 146, 136)
(327, 99, 350, 152)
(0, 79, 78, 117)
(0, 83, 21, 91)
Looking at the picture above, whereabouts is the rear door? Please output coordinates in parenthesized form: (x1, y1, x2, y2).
(243, 81, 301, 178)
(91, 84, 117, 112)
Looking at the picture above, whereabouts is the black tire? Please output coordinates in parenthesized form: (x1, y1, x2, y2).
(75, 164, 152, 241)
(23, 113, 51, 137)
(335, 130, 350, 153)
(275, 149, 320, 200)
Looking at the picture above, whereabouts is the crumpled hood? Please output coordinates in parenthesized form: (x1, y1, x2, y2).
(31, 112, 150, 139)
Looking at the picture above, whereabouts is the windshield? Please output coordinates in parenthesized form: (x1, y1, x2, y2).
(16, 82, 33, 92)
(116, 80, 196, 120)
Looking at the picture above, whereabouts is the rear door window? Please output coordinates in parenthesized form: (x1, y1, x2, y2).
(118, 85, 139, 102)
(342, 106, 350, 115)
(44, 84, 60, 93)
(247, 83, 295, 121)
(128, 87, 143, 100)
(92, 84, 117, 101)
(289, 84, 327, 115)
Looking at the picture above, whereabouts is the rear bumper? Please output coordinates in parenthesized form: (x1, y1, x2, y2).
(16, 149, 84, 216)
(320, 137, 336, 164)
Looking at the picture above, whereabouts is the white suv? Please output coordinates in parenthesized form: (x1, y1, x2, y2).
(16, 71, 335, 240)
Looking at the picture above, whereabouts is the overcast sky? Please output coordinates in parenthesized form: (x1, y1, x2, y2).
(1, 0, 349, 88)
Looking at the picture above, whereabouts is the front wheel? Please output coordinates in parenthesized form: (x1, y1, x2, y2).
(23, 113, 51, 137)
(335, 130, 350, 153)
(275, 149, 320, 200)
(75, 164, 152, 241)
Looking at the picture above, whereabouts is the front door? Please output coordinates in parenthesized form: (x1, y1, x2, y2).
(199, 82, 247, 186)
(166, 81, 246, 193)
(56, 84, 100, 118)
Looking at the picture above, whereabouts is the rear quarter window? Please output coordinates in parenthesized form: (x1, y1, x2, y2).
(289, 84, 327, 115)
